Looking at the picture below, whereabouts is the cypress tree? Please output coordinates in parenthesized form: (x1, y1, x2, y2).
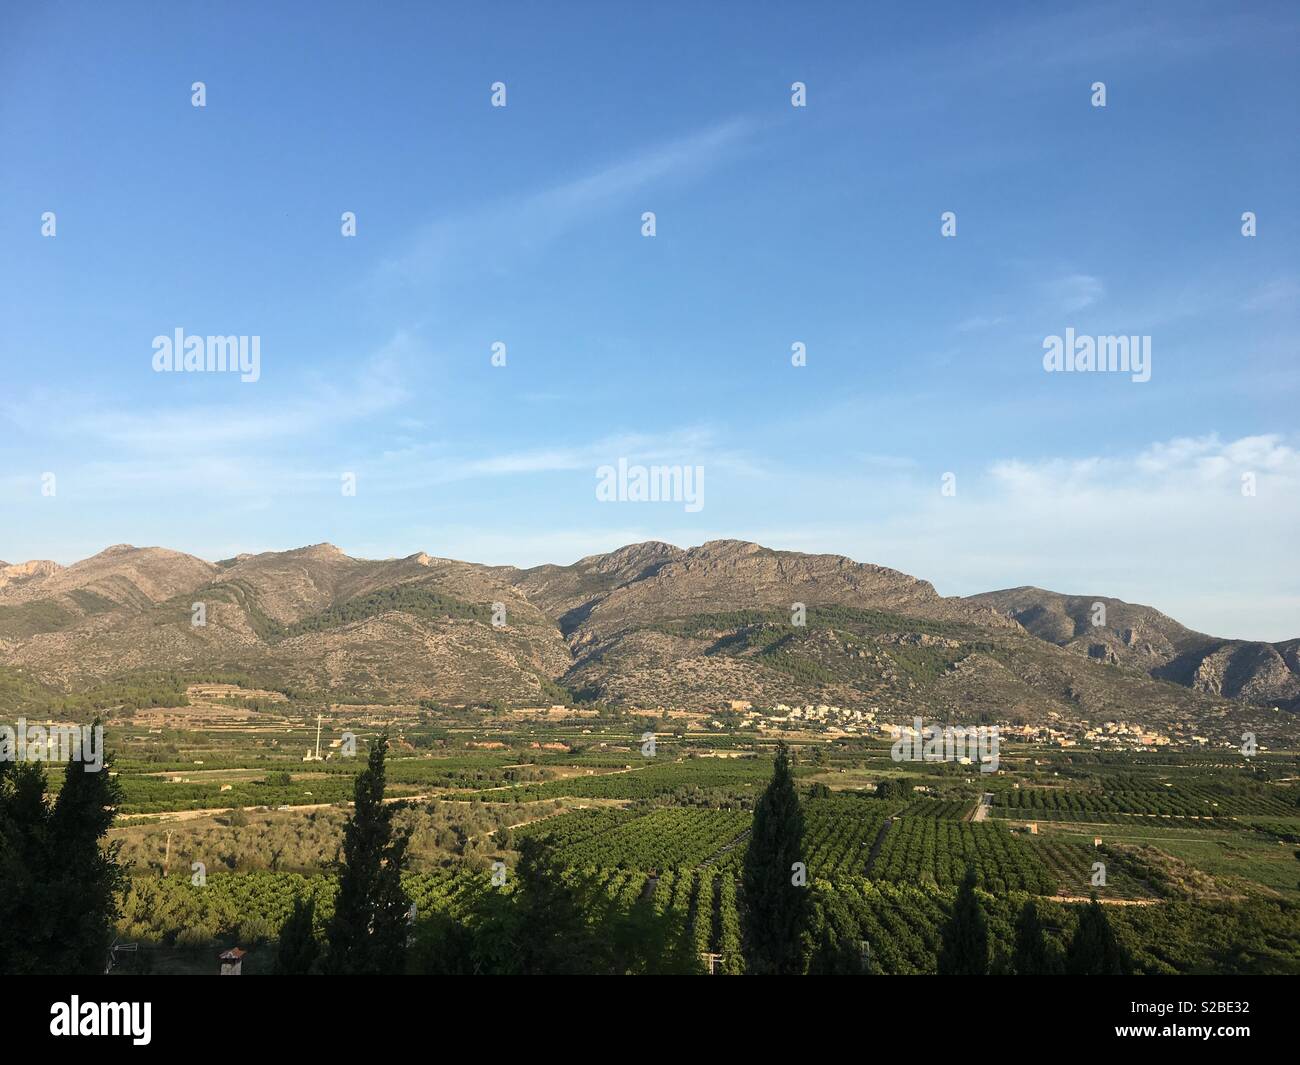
(323, 734, 411, 974)
(1011, 898, 1061, 975)
(0, 760, 51, 974)
(1066, 896, 1130, 975)
(937, 865, 989, 975)
(742, 741, 810, 974)
(46, 726, 126, 974)
(274, 894, 320, 974)
(0, 722, 124, 975)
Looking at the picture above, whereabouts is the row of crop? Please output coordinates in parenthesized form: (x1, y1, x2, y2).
(1028, 839, 1158, 900)
(517, 806, 750, 871)
(116, 867, 483, 946)
(869, 818, 1055, 894)
(899, 797, 973, 819)
(995, 784, 1294, 819)
(560, 808, 750, 870)
(114, 864, 1300, 975)
(710, 797, 895, 877)
(453, 757, 791, 803)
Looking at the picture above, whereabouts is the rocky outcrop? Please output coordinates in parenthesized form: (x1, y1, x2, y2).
(968, 587, 1300, 711)
(0, 559, 62, 591)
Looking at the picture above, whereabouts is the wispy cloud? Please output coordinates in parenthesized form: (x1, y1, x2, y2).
(1043, 273, 1104, 313)
(374, 117, 759, 291)
(3, 339, 415, 453)
(954, 314, 1009, 333)
(375, 427, 764, 492)
(1244, 276, 1300, 313)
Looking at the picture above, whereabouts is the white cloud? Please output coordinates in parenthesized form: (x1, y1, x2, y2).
(1044, 273, 1104, 312)
(863, 433, 1299, 641)
(376, 118, 757, 291)
(2, 339, 414, 453)
(954, 314, 1009, 333)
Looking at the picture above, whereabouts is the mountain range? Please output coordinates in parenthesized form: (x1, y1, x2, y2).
(0, 541, 1295, 740)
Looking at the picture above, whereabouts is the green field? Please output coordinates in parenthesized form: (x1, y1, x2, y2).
(61, 706, 1299, 975)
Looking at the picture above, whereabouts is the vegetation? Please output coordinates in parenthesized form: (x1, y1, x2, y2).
(1066, 895, 1131, 975)
(273, 585, 492, 640)
(5, 704, 1298, 977)
(274, 895, 320, 974)
(741, 741, 811, 974)
(937, 866, 989, 975)
(1012, 898, 1061, 975)
(322, 735, 411, 974)
(0, 722, 125, 973)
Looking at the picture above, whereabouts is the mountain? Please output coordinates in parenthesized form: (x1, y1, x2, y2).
(0, 543, 567, 706)
(0, 540, 1294, 741)
(966, 587, 1300, 712)
(0, 558, 63, 594)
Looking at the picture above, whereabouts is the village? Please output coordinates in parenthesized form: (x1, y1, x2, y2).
(691, 700, 1215, 752)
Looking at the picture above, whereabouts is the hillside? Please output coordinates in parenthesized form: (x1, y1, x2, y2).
(0, 540, 1294, 741)
(967, 587, 1300, 712)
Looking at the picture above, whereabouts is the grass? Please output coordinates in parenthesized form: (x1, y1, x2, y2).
(1041, 821, 1300, 899)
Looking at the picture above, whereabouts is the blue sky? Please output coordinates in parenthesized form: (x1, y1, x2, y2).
(1, 0, 1297, 640)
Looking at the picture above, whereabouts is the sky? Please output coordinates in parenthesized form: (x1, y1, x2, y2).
(0, 0, 1297, 640)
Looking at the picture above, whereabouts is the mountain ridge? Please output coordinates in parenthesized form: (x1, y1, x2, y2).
(1, 540, 1294, 738)
(966, 586, 1300, 711)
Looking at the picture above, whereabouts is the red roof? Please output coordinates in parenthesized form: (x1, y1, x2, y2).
(219, 948, 247, 960)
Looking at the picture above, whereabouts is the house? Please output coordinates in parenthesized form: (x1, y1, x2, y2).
(218, 947, 246, 975)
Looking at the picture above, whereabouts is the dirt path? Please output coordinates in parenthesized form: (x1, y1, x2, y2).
(466, 759, 663, 793)
(970, 793, 993, 823)
(117, 790, 434, 824)
(1044, 895, 1161, 906)
(470, 808, 579, 842)
(118, 758, 667, 820)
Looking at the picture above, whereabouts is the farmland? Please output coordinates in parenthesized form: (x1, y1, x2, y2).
(71, 699, 1300, 975)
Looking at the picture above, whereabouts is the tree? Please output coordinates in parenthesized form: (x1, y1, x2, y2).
(46, 728, 127, 973)
(805, 891, 867, 974)
(938, 865, 989, 975)
(1011, 898, 1061, 975)
(512, 836, 604, 974)
(874, 777, 913, 802)
(0, 760, 51, 974)
(742, 741, 811, 974)
(1065, 896, 1130, 975)
(0, 722, 125, 975)
(274, 895, 320, 974)
(323, 734, 411, 974)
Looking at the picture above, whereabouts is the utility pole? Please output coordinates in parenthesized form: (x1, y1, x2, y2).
(315, 713, 323, 761)
(164, 830, 172, 876)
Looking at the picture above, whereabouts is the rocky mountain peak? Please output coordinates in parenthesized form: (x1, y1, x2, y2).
(0, 559, 63, 592)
